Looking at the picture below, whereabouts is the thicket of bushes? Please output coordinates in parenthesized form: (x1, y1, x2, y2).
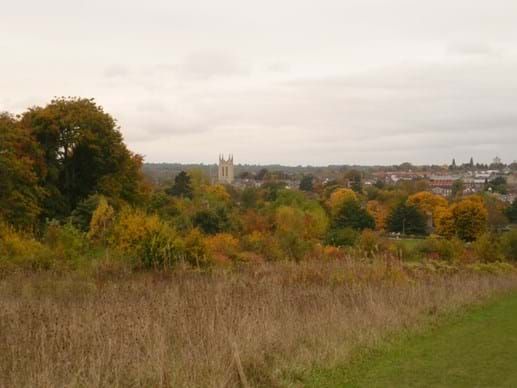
(2, 212, 516, 274)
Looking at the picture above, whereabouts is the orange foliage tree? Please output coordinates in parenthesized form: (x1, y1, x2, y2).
(366, 200, 389, 231)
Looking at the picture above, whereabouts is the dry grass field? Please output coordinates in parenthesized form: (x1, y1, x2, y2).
(1, 259, 516, 387)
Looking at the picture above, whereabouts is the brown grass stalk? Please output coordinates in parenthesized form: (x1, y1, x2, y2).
(0, 259, 516, 387)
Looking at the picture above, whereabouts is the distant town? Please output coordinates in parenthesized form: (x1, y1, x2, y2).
(144, 155, 517, 204)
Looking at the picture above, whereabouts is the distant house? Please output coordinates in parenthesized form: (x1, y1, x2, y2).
(372, 171, 426, 184)
(429, 175, 459, 197)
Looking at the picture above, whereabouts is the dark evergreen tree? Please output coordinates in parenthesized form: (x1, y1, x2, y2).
(506, 199, 517, 223)
(166, 171, 193, 199)
(299, 175, 314, 192)
(193, 207, 231, 234)
(387, 202, 427, 235)
(486, 176, 508, 194)
(332, 200, 375, 231)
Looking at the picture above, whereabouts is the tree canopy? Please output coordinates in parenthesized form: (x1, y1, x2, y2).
(1, 98, 147, 224)
(387, 202, 427, 235)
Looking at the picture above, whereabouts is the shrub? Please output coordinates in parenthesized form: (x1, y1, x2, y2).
(417, 237, 464, 262)
(358, 229, 382, 257)
(242, 231, 284, 261)
(472, 233, 503, 263)
(138, 223, 184, 269)
(500, 230, 517, 261)
(110, 208, 185, 268)
(204, 233, 240, 264)
(0, 223, 53, 270)
(87, 196, 115, 242)
(44, 221, 89, 262)
(387, 240, 412, 261)
(184, 228, 208, 267)
(325, 227, 359, 247)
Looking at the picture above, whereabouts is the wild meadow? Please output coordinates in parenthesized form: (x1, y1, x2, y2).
(1, 259, 516, 387)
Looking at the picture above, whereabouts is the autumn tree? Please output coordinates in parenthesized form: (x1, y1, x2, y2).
(328, 188, 358, 216)
(434, 206, 455, 239)
(407, 191, 448, 229)
(366, 200, 389, 231)
(21, 98, 146, 218)
(274, 206, 311, 260)
(407, 191, 448, 216)
(452, 197, 488, 241)
(0, 113, 44, 227)
(87, 196, 115, 242)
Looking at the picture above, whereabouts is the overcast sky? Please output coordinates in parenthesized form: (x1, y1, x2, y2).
(1, 0, 516, 165)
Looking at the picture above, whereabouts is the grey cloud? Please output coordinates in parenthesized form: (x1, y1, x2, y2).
(3, 0, 517, 165)
(265, 62, 291, 73)
(173, 51, 250, 80)
(103, 65, 130, 78)
(447, 43, 503, 57)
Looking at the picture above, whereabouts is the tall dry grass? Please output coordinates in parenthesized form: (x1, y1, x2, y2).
(1, 259, 516, 387)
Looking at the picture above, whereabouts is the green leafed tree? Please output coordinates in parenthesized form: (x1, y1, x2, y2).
(21, 97, 146, 219)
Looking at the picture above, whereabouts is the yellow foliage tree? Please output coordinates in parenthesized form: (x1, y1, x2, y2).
(434, 206, 455, 239)
(328, 188, 358, 216)
(452, 197, 488, 241)
(87, 196, 115, 241)
(366, 200, 389, 231)
(407, 192, 448, 216)
(274, 206, 311, 260)
(408, 191, 450, 233)
(205, 184, 231, 203)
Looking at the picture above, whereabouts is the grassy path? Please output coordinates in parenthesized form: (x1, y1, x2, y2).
(305, 292, 517, 387)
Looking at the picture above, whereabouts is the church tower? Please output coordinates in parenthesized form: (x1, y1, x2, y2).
(218, 154, 234, 184)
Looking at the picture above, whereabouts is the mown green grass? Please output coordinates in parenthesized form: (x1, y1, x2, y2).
(304, 292, 517, 387)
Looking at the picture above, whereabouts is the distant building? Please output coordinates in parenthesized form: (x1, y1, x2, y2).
(218, 154, 234, 184)
(429, 175, 459, 197)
